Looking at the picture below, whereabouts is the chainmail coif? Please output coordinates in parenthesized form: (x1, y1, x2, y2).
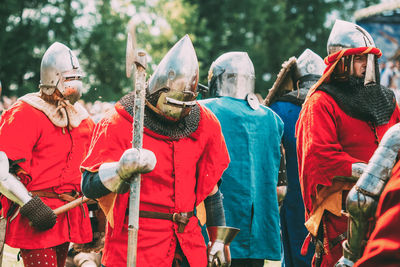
(318, 76, 396, 126)
(119, 91, 200, 140)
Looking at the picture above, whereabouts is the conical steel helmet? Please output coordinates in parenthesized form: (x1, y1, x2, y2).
(147, 35, 199, 121)
(148, 35, 198, 96)
(208, 52, 255, 99)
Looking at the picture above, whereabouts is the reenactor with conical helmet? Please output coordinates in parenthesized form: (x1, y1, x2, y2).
(81, 35, 234, 267)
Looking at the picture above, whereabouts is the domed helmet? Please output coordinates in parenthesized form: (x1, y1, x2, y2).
(39, 42, 83, 104)
(208, 52, 255, 99)
(295, 48, 325, 88)
(296, 49, 325, 79)
(327, 19, 377, 84)
(146, 35, 199, 122)
(264, 49, 324, 106)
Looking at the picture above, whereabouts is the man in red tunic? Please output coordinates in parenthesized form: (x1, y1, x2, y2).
(0, 42, 94, 267)
(354, 160, 400, 267)
(296, 19, 400, 267)
(80, 35, 231, 267)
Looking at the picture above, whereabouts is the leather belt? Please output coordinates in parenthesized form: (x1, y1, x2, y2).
(30, 190, 80, 202)
(139, 210, 194, 233)
(329, 232, 347, 249)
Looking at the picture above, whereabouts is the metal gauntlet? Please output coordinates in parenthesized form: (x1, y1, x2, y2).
(205, 190, 240, 267)
(0, 151, 56, 231)
(207, 226, 240, 267)
(98, 148, 156, 194)
(117, 148, 156, 179)
(20, 196, 57, 231)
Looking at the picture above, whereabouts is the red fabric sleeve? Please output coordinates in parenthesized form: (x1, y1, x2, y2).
(354, 162, 400, 267)
(296, 91, 363, 213)
(195, 106, 230, 204)
(0, 101, 41, 174)
(81, 109, 128, 173)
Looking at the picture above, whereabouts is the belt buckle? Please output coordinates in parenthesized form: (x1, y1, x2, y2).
(173, 212, 188, 233)
(172, 212, 179, 222)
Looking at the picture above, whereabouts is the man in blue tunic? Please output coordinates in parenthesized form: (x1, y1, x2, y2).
(265, 49, 325, 267)
(199, 52, 284, 267)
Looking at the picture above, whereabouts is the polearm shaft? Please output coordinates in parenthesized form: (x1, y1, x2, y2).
(53, 196, 90, 215)
(30, 196, 90, 227)
(126, 32, 147, 267)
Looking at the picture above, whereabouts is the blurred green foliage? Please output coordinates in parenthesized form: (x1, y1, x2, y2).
(0, 0, 379, 102)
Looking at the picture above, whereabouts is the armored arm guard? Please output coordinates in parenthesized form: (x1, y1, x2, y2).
(98, 148, 156, 194)
(204, 190, 226, 227)
(205, 190, 240, 267)
(336, 123, 400, 267)
(0, 151, 57, 231)
(0, 152, 32, 206)
(351, 162, 367, 179)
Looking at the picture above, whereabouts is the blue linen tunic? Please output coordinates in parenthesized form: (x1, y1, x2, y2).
(270, 100, 314, 267)
(200, 97, 283, 260)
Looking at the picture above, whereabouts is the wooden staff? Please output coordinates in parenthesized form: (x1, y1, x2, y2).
(125, 30, 147, 267)
(53, 196, 90, 215)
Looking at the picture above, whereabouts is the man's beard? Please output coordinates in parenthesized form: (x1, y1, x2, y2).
(348, 76, 365, 88)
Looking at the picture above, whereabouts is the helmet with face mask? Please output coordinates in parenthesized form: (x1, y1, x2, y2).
(146, 35, 199, 122)
(39, 42, 83, 104)
(327, 19, 377, 84)
(208, 52, 255, 99)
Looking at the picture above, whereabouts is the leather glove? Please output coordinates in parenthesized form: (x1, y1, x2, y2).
(117, 148, 156, 181)
(20, 196, 57, 231)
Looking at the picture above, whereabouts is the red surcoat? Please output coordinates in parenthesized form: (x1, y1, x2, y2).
(296, 90, 400, 266)
(354, 161, 400, 267)
(0, 100, 94, 249)
(81, 102, 230, 267)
